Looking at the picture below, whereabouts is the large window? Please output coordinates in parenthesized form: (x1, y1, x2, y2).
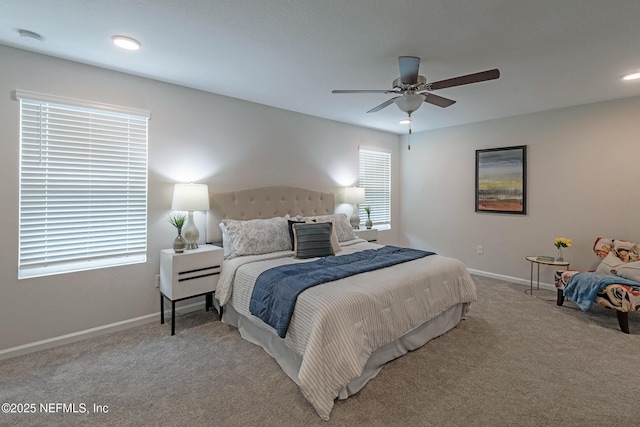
(358, 146, 391, 228)
(16, 90, 150, 279)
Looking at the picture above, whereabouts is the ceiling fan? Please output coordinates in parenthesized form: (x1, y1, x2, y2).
(332, 56, 500, 115)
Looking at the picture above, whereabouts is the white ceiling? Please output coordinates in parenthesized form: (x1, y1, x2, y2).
(1, 0, 640, 135)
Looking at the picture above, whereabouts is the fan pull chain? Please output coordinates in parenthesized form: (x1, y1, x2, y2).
(408, 125, 412, 150)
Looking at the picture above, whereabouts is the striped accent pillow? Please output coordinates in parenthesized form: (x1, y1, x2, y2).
(293, 222, 334, 259)
(287, 219, 306, 250)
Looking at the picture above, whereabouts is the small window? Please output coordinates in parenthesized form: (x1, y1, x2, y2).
(15, 90, 150, 279)
(358, 146, 391, 228)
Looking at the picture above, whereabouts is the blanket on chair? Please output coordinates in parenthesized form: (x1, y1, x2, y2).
(564, 272, 640, 311)
(250, 245, 433, 337)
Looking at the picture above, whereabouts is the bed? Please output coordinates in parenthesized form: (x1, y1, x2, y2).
(206, 186, 477, 420)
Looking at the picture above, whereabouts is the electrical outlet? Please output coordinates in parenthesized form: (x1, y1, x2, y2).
(155, 274, 160, 288)
(476, 246, 484, 255)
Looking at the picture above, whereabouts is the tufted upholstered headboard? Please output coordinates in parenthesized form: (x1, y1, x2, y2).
(206, 186, 335, 243)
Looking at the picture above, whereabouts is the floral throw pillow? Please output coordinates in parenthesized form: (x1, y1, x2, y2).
(612, 239, 640, 263)
(594, 239, 640, 283)
(593, 237, 613, 259)
(222, 216, 290, 258)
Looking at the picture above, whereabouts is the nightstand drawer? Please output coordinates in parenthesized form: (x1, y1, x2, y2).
(160, 246, 223, 300)
(171, 265, 220, 300)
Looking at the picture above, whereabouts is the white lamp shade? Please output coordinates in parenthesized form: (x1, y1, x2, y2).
(171, 183, 210, 211)
(343, 187, 366, 204)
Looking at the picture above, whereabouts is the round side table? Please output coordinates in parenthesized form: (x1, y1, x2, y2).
(525, 256, 570, 295)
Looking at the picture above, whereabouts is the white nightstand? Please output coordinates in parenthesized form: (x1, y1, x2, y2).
(355, 228, 378, 242)
(160, 245, 223, 335)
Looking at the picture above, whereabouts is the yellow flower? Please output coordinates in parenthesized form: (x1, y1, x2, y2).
(554, 237, 572, 249)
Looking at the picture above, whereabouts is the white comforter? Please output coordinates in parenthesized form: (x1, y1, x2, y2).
(216, 240, 477, 420)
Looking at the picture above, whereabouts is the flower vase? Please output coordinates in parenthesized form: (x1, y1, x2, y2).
(365, 217, 372, 229)
(173, 230, 186, 253)
(556, 247, 564, 262)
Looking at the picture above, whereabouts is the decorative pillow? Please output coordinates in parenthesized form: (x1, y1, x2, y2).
(616, 261, 640, 283)
(595, 252, 625, 275)
(305, 213, 357, 242)
(293, 222, 334, 259)
(612, 239, 640, 263)
(219, 222, 234, 259)
(593, 237, 613, 260)
(630, 244, 640, 263)
(289, 217, 342, 252)
(287, 219, 306, 250)
(222, 216, 290, 257)
(312, 221, 342, 254)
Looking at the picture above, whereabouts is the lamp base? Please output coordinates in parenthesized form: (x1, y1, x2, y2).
(350, 203, 361, 229)
(183, 211, 200, 250)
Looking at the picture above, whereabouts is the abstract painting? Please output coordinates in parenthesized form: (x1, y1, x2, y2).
(475, 145, 527, 214)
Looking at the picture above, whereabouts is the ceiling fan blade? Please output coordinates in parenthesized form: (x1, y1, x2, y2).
(423, 93, 456, 108)
(398, 56, 420, 85)
(429, 69, 500, 91)
(367, 97, 398, 113)
(332, 89, 390, 94)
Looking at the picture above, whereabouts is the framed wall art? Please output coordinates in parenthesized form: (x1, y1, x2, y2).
(475, 145, 527, 214)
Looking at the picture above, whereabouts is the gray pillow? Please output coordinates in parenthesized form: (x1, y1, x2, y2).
(293, 222, 334, 259)
(287, 219, 306, 250)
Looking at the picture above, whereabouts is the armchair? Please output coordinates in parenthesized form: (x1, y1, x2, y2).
(555, 237, 640, 333)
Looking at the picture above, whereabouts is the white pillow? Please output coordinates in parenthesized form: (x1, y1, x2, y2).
(595, 252, 625, 275)
(595, 252, 640, 283)
(616, 261, 640, 283)
(222, 216, 290, 257)
(219, 222, 233, 259)
(306, 213, 357, 242)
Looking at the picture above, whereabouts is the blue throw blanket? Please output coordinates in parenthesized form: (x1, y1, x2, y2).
(249, 245, 434, 338)
(564, 272, 640, 311)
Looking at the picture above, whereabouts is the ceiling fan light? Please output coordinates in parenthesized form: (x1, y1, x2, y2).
(112, 35, 140, 50)
(399, 118, 411, 125)
(394, 94, 425, 114)
(623, 72, 640, 81)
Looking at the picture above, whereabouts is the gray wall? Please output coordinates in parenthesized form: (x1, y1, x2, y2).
(3, 42, 640, 354)
(399, 96, 640, 285)
(0, 45, 400, 352)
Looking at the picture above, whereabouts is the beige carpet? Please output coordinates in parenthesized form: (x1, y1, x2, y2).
(1, 275, 639, 426)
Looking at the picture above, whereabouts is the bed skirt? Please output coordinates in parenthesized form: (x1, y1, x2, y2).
(221, 302, 470, 401)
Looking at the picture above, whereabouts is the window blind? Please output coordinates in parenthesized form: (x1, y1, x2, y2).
(16, 90, 150, 279)
(358, 147, 391, 227)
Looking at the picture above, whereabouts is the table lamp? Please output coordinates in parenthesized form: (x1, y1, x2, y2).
(344, 187, 366, 229)
(171, 183, 210, 250)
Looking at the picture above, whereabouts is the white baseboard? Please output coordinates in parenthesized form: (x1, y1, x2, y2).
(467, 268, 557, 291)
(0, 301, 206, 361)
(1, 270, 555, 361)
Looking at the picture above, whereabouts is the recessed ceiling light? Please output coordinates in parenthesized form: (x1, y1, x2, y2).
(623, 72, 640, 81)
(18, 29, 44, 43)
(112, 35, 140, 51)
